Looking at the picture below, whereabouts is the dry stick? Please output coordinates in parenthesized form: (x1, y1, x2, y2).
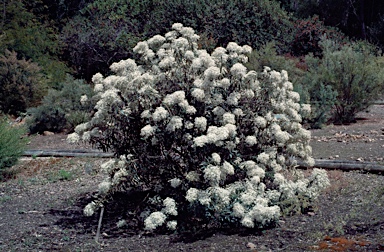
(95, 206, 105, 243)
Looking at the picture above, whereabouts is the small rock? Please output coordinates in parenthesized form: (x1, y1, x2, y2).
(43, 131, 54, 136)
(356, 157, 364, 162)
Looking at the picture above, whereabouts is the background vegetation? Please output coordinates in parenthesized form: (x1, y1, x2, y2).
(0, 118, 27, 180)
(0, 0, 383, 128)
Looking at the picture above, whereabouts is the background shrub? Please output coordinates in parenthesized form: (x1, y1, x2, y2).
(26, 75, 95, 134)
(302, 38, 384, 125)
(61, 0, 296, 80)
(0, 50, 46, 115)
(0, 118, 27, 180)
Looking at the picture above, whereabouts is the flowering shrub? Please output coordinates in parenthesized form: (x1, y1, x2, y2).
(68, 24, 329, 232)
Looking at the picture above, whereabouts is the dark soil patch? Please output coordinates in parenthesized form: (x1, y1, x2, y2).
(0, 104, 384, 251)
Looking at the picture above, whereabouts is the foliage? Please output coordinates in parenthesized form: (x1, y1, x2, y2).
(0, 0, 71, 89)
(302, 39, 384, 125)
(290, 15, 346, 57)
(0, 50, 46, 115)
(26, 75, 95, 134)
(60, 0, 295, 80)
(0, 118, 27, 180)
(69, 24, 329, 232)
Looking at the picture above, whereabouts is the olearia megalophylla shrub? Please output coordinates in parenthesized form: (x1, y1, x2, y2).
(68, 24, 329, 232)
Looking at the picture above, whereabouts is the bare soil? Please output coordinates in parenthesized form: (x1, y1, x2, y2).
(0, 104, 384, 251)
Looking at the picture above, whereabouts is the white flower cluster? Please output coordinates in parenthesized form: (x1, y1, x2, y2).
(144, 197, 178, 231)
(71, 23, 329, 231)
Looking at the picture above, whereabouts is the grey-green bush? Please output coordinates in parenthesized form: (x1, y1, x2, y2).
(27, 75, 96, 134)
(0, 118, 27, 179)
(303, 38, 384, 125)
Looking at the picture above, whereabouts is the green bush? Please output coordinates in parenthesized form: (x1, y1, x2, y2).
(0, 118, 27, 179)
(61, 0, 296, 80)
(26, 75, 95, 134)
(69, 24, 329, 233)
(0, 50, 46, 115)
(303, 39, 384, 125)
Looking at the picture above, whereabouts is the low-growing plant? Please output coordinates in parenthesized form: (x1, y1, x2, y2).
(0, 118, 27, 180)
(69, 24, 330, 233)
(27, 75, 96, 134)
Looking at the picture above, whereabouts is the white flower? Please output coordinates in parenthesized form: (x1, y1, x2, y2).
(184, 50, 195, 60)
(233, 108, 244, 117)
(162, 197, 178, 216)
(140, 124, 156, 139)
(212, 47, 228, 65)
(254, 116, 267, 129)
(222, 112, 236, 125)
(172, 23, 183, 30)
(82, 131, 91, 142)
(80, 95, 88, 105)
(220, 78, 231, 89)
(74, 122, 89, 134)
(274, 173, 285, 185)
(169, 178, 182, 188)
(213, 187, 231, 205)
(147, 35, 166, 48)
(212, 106, 226, 116)
(184, 121, 194, 130)
(186, 188, 199, 202)
(185, 105, 197, 115)
(191, 88, 205, 101)
(232, 202, 245, 218)
(226, 42, 243, 53)
(133, 41, 149, 54)
(241, 216, 255, 228)
(247, 167, 265, 178)
(84, 201, 96, 216)
(245, 135, 257, 146)
(242, 45, 252, 54)
(194, 117, 207, 131)
(274, 130, 291, 144)
(94, 83, 104, 93)
(159, 56, 176, 69)
(144, 211, 167, 231)
(152, 106, 169, 122)
(300, 104, 311, 117)
(204, 165, 222, 185)
(297, 128, 311, 141)
(257, 152, 270, 165)
(166, 116, 183, 132)
(98, 180, 111, 194)
(167, 220, 177, 230)
(204, 66, 221, 80)
(224, 124, 237, 138)
(67, 132, 80, 143)
(230, 63, 247, 78)
(221, 161, 234, 175)
(92, 73, 103, 84)
(163, 91, 185, 106)
(211, 153, 221, 165)
(185, 171, 200, 182)
(141, 110, 152, 119)
(193, 135, 208, 147)
(227, 92, 241, 106)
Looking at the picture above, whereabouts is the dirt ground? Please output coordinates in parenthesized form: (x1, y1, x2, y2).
(0, 104, 384, 251)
